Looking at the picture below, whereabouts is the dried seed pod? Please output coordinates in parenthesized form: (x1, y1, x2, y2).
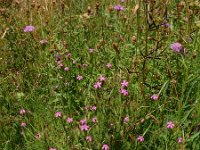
(37, 4, 41, 9)
(31, 1, 36, 9)
(108, 5, 114, 13)
(87, 6, 91, 15)
(131, 36, 137, 43)
(82, 20, 87, 28)
(113, 42, 120, 54)
(177, 1, 185, 10)
(140, 118, 145, 123)
(52, 0, 56, 6)
(95, 2, 100, 10)
(15, 0, 20, 5)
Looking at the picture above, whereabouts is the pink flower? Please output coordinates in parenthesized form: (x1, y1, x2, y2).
(137, 135, 144, 142)
(35, 133, 41, 139)
(150, 94, 159, 100)
(102, 144, 109, 150)
(90, 105, 97, 111)
(21, 122, 27, 127)
(80, 118, 87, 125)
(82, 63, 88, 68)
(84, 106, 89, 110)
(177, 137, 183, 143)
(170, 42, 183, 53)
(121, 80, 128, 87)
(114, 4, 124, 11)
(66, 53, 72, 58)
(56, 60, 61, 65)
(94, 82, 102, 89)
(86, 135, 92, 142)
(49, 148, 57, 150)
(58, 63, 64, 68)
(77, 75, 83, 80)
(92, 117, 97, 123)
(55, 111, 62, 118)
(106, 63, 112, 68)
(123, 116, 129, 123)
(67, 117, 73, 123)
(80, 124, 89, 131)
(167, 121, 175, 129)
(98, 75, 105, 82)
(120, 88, 128, 96)
(89, 48, 94, 53)
(40, 39, 48, 44)
(24, 25, 35, 32)
(20, 109, 26, 115)
(64, 67, 69, 71)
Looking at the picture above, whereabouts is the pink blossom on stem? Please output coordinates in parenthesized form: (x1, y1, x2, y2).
(80, 124, 89, 131)
(20, 109, 26, 115)
(102, 144, 109, 150)
(170, 42, 183, 53)
(84, 106, 89, 110)
(89, 48, 94, 53)
(114, 4, 124, 11)
(35, 133, 41, 139)
(82, 63, 88, 68)
(64, 67, 69, 71)
(49, 148, 57, 150)
(77, 75, 83, 80)
(137, 135, 144, 142)
(80, 118, 87, 125)
(58, 63, 64, 68)
(150, 94, 159, 100)
(167, 121, 175, 129)
(120, 88, 128, 96)
(55, 111, 62, 118)
(21, 122, 27, 127)
(90, 105, 97, 111)
(123, 116, 129, 123)
(106, 63, 112, 68)
(24, 25, 35, 32)
(67, 117, 73, 123)
(92, 117, 97, 123)
(86, 135, 92, 142)
(121, 80, 128, 87)
(177, 137, 183, 143)
(40, 39, 48, 44)
(94, 81, 102, 89)
(98, 75, 106, 82)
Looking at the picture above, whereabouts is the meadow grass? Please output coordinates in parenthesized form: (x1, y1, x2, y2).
(0, 0, 200, 149)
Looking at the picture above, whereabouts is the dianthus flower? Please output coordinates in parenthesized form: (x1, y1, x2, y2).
(80, 124, 89, 131)
(77, 75, 83, 80)
(120, 88, 128, 96)
(114, 4, 124, 11)
(55, 111, 62, 118)
(121, 80, 128, 87)
(86, 135, 92, 142)
(67, 117, 73, 123)
(170, 42, 183, 53)
(137, 135, 144, 142)
(24, 25, 35, 32)
(102, 144, 109, 150)
(94, 82, 102, 89)
(150, 94, 159, 100)
(167, 121, 175, 129)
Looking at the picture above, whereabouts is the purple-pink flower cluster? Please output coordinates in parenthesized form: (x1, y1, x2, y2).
(94, 75, 106, 89)
(120, 80, 129, 96)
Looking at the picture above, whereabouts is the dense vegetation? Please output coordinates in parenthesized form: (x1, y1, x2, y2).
(1, 0, 200, 149)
